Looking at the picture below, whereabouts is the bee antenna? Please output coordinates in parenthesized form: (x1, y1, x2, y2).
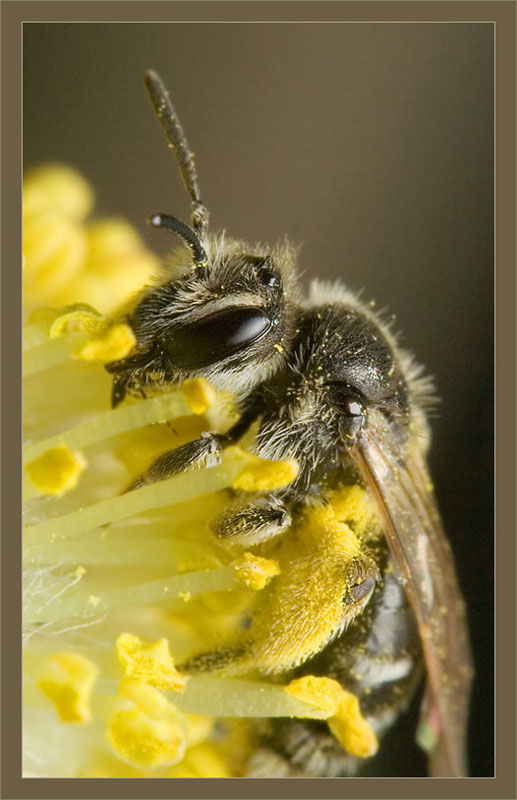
(149, 213, 208, 269)
(144, 69, 209, 239)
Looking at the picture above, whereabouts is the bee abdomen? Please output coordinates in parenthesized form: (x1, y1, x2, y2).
(247, 565, 423, 776)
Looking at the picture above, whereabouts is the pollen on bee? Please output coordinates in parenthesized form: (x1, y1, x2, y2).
(233, 552, 280, 591)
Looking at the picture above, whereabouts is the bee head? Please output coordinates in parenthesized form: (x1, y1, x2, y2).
(106, 236, 300, 406)
(105, 70, 300, 406)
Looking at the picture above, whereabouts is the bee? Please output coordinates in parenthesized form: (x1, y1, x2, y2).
(105, 70, 473, 777)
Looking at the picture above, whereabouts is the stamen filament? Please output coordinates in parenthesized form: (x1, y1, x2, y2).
(28, 566, 241, 623)
(24, 460, 244, 546)
(23, 393, 191, 465)
(23, 335, 88, 378)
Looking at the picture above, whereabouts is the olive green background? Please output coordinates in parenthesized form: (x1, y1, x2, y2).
(23, 22, 493, 777)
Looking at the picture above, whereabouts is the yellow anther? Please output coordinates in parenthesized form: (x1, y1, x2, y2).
(76, 219, 159, 314)
(328, 690, 378, 758)
(181, 378, 217, 414)
(116, 633, 188, 692)
(74, 323, 136, 363)
(234, 552, 280, 591)
(233, 455, 299, 492)
(172, 742, 231, 777)
(105, 678, 187, 769)
(285, 675, 343, 716)
(22, 214, 88, 307)
(37, 651, 99, 723)
(25, 446, 87, 496)
(285, 676, 378, 758)
(184, 714, 214, 747)
(23, 164, 94, 221)
(48, 306, 104, 339)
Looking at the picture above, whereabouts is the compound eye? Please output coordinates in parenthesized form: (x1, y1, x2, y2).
(165, 306, 272, 369)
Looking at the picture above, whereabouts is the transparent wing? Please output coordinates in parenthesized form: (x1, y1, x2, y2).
(350, 409, 473, 776)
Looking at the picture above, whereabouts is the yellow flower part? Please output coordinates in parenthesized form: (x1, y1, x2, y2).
(233, 552, 280, 591)
(37, 651, 100, 723)
(180, 378, 217, 415)
(285, 676, 378, 758)
(23, 165, 159, 315)
(232, 453, 299, 492)
(328, 692, 379, 758)
(23, 164, 94, 220)
(169, 742, 231, 777)
(48, 306, 104, 339)
(106, 678, 188, 769)
(116, 633, 188, 692)
(74, 323, 136, 363)
(22, 164, 387, 779)
(25, 445, 87, 496)
(81, 740, 230, 778)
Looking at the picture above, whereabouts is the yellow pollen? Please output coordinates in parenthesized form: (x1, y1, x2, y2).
(37, 651, 100, 723)
(48, 306, 104, 338)
(181, 378, 217, 414)
(184, 714, 214, 747)
(25, 445, 87, 496)
(116, 633, 188, 692)
(23, 164, 94, 221)
(74, 323, 136, 363)
(329, 485, 379, 537)
(233, 455, 299, 492)
(285, 676, 378, 758)
(234, 553, 281, 590)
(171, 742, 231, 777)
(105, 678, 188, 769)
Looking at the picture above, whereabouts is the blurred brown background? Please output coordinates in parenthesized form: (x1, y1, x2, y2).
(24, 23, 493, 776)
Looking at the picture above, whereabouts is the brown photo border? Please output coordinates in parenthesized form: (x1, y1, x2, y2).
(2, 2, 514, 799)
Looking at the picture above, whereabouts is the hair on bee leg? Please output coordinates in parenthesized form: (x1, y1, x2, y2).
(180, 643, 248, 675)
(210, 494, 292, 547)
(126, 399, 263, 490)
(126, 432, 225, 492)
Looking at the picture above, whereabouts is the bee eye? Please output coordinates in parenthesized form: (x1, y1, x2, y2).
(165, 306, 272, 369)
(345, 576, 376, 604)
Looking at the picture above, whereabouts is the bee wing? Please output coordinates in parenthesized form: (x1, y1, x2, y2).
(350, 409, 473, 777)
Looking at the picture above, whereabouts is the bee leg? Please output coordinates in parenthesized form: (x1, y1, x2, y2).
(210, 494, 291, 546)
(128, 432, 226, 490)
(180, 643, 248, 674)
(127, 399, 263, 490)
